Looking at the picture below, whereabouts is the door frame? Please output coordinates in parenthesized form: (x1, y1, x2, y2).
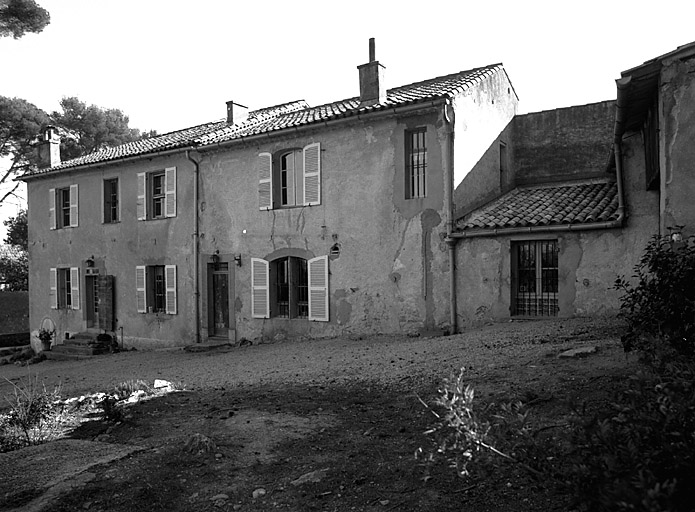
(205, 258, 235, 340)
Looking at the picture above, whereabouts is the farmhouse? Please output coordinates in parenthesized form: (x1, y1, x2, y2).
(20, 40, 695, 350)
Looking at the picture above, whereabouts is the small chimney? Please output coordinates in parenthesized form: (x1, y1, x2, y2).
(357, 38, 386, 107)
(226, 101, 249, 125)
(37, 125, 61, 169)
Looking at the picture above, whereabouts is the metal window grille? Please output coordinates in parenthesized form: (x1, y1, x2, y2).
(512, 240, 558, 316)
(406, 128, 427, 198)
(274, 257, 308, 318)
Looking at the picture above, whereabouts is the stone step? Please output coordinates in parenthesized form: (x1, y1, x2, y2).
(44, 344, 109, 361)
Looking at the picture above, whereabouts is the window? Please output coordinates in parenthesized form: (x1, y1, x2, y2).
(258, 143, 321, 210)
(251, 255, 328, 321)
(49, 267, 80, 309)
(136, 265, 177, 314)
(137, 167, 176, 220)
(104, 178, 119, 223)
(274, 257, 308, 318)
(49, 185, 78, 229)
(511, 240, 558, 317)
(405, 128, 427, 199)
(500, 141, 508, 173)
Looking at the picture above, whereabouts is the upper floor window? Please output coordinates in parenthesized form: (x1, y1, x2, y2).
(258, 143, 321, 210)
(49, 185, 78, 229)
(103, 178, 119, 223)
(137, 167, 176, 221)
(405, 128, 427, 199)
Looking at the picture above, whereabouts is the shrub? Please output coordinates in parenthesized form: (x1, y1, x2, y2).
(113, 379, 152, 400)
(614, 229, 695, 358)
(571, 361, 695, 512)
(1, 375, 62, 449)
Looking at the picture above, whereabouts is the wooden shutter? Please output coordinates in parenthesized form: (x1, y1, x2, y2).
(258, 152, 272, 210)
(251, 258, 269, 318)
(303, 143, 321, 206)
(308, 255, 329, 321)
(98, 275, 115, 331)
(136, 266, 147, 313)
(49, 268, 58, 309)
(49, 188, 56, 229)
(165, 264, 177, 314)
(69, 184, 79, 227)
(137, 173, 147, 220)
(70, 267, 80, 309)
(164, 167, 177, 218)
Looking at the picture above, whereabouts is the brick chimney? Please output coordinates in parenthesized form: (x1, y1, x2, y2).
(37, 125, 61, 169)
(357, 38, 386, 107)
(226, 101, 249, 125)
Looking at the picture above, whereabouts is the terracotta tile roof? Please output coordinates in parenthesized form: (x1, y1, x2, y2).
(24, 64, 503, 176)
(456, 180, 620, 232)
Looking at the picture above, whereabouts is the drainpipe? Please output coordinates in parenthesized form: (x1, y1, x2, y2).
(186, 150, 201, 344)
(613, 76, 630, 225)
(442, 98, 457, 334)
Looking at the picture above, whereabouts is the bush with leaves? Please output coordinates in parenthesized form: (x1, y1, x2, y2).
(614, 229, 695, 358)
(1, 375, 62, 450)
(571, 360, 695, 511)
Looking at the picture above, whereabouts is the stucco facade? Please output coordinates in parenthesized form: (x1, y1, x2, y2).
(23, 59, 517, 349)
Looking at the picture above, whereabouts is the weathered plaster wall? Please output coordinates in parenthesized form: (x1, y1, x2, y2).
(660, 57, 695, 236)
(452, 69, 518, 205)
(453, 121, 514, 218)
(454, 121, 659, 326)
(512, 101, 615, 185)
(199, 109, 452, 342)
(27, 153, 197, 348)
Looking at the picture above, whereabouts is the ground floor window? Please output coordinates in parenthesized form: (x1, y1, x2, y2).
(136, 265, 177, 314)
(251, 255, 328, 321)
(274, 256, 308, 318)
(49, 267, 80, 310)
(511, 240, 558, 316)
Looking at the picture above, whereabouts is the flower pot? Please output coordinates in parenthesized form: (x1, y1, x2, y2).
(41, 340, 52, 351)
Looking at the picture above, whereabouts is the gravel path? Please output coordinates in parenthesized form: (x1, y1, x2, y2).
(0, 317, 627, 400)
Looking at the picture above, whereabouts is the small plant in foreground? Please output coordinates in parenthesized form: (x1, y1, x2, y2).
(113, 379, 152, 399)
(99, 395, 124, 422)
(2, 375, 62, 449)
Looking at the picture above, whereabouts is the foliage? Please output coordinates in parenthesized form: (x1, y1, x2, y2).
(0, 96, 155, 207)
(1, 375, 62, 449)
(417, 369, 546, 480)
(0, 96, 50, 204)
(3, 209, 27, 249)
(0, 0, 49, 39)
(99, 395, 124, 423)
(37, 326, 53, 342)
(614, 229, 695, 358)
(422, 362, 695, 512)
(52, 97, 152, 160)
(0, 209, 28, 290)
(113, 379, 152, 400)
(572, 361, 695, 511)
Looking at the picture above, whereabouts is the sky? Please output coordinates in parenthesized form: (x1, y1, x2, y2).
(1, 0, 694, 239)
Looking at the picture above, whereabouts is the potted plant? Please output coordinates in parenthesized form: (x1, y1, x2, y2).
(38, 327, 55, 351)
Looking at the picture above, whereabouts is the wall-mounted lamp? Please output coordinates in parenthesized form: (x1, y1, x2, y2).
(86, 256, 95, 268)
(211, 252, 220, 270)
(234, 254, 242, 267)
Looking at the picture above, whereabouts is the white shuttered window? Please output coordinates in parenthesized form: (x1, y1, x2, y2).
(303, 143, 321, 206)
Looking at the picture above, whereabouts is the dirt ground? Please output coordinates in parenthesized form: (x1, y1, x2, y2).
(0, 317, 638, 511)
